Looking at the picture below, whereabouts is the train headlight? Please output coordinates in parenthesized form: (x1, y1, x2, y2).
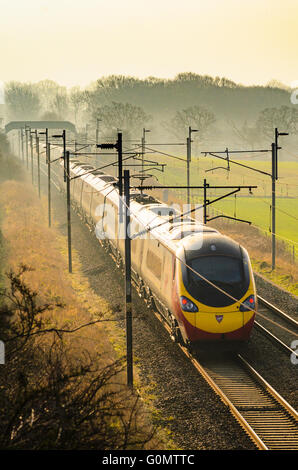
(180, 296, 198, 312)
(239, 295, 255, 312)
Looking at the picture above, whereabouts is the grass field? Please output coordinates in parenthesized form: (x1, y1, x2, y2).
(157, 155, 298, 196)
(208, 197, 298, 246)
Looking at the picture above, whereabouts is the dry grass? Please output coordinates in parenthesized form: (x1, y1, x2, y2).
(0, 179, 175, 450)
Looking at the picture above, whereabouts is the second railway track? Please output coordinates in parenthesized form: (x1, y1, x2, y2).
(159, 309, 298, 450)
(255, 295, 298, 360)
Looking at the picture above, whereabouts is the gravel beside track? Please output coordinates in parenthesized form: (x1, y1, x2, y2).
(240, 327, 298, 410)
(254, 272, 298, 320)
(41, 175, 297, 450)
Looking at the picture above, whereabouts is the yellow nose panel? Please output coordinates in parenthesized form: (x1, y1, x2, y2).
(196, 311, 244, 334)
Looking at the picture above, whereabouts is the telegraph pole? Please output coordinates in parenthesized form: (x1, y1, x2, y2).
(203, 179, 208, 224)
(275, 128, 288, 180)
(47, 142, 51, 228)
(52, 130, 66, 181)
(30, 131, 34, 184)
(141, 128, 150, 174)
(186, 133, 190, 205)
(66, 150, 72, 273)
(186, 127, 198, 205)
(117, 132, 123, 223)
(124, 169, 133, 388)
(201, 141, 289, 271)
(36, 134, 40, 198)
(18, 129, 21, 160)
(271, 143, 276, 270)
(25, 126, 29, 169)
(63, 129, 66, 182)
(117, 132, 123, 198)
(96, 132, 149, 224)
(271, 128, 288, 270)
(96, 118, 101, 146)
(20, 128, 24, 163)
(39, 129, 50, 225)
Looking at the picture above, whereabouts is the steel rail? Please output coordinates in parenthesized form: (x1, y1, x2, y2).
(257, 295, 298, 329)
(181, 345, 268, 450)
(254, 321, 298, 359)
(255, 296, 298, 359)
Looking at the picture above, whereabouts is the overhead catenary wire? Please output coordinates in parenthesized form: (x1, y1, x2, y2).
(117, 188, 298, 337)
(255, 196, 298, 223)
(205, 189, 298, 229)
(206, 204, 298, 247)
(144, 145, 187, 163)
(32, 141, 298, 336)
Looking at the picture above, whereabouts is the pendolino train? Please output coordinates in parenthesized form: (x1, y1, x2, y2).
(55, 158, 257, 347)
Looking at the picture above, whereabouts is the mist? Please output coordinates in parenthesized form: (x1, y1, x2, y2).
(2, 74, 297, 160)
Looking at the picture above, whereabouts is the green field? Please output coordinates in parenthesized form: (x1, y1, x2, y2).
(208, 197, 298, 245)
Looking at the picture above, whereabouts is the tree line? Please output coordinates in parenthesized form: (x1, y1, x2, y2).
(3, 74, 298, 154)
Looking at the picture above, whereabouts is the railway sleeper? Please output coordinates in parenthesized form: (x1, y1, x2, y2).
(237, 405, 280, 412)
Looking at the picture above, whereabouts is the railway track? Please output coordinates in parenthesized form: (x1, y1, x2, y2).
(257, 295, 298, 329)
(189, 353, 298, 450)
(156, 312, 298, 450)
(35, 160, 298, 450)
(256, 296, 298, 361)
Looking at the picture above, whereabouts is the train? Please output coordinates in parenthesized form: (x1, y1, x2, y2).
(54, 157, 257, 348)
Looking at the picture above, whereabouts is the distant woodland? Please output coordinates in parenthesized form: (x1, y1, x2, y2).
(3, 74, 298, 157)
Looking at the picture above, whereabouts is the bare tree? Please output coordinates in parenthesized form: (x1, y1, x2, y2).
(50, 90, 69, 121)
(163, 105, 216, 141)
(36, 80, 66, 113)
(69, 87, 88, 126)
(5, 82, 40, 120)
(256, 105, 298, 139)
(0, 131, 10, 157)
(95, 101, 151, 140)
(0, 266, 155, 450)
(228, 120, 262, 149)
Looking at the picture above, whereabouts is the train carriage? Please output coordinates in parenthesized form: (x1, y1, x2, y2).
(57, 159, 256, 347)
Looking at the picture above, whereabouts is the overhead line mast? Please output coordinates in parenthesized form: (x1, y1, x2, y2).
(202, 132, 289, 270)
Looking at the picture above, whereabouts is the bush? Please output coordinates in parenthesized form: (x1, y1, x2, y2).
(0, 266, 155, 449)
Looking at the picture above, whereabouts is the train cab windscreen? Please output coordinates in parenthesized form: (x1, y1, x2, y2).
(184, 255, 249, 307)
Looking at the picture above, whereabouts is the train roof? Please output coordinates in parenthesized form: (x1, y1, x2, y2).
(183, 232, 243, 260)
(169, 225, 218, 240)
(69, 161, 244, 257)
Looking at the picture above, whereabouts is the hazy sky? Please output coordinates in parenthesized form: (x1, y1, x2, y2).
(0, 0, 297, 89)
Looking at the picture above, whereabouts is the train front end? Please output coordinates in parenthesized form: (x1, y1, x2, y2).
(172, 234, 257, 345)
